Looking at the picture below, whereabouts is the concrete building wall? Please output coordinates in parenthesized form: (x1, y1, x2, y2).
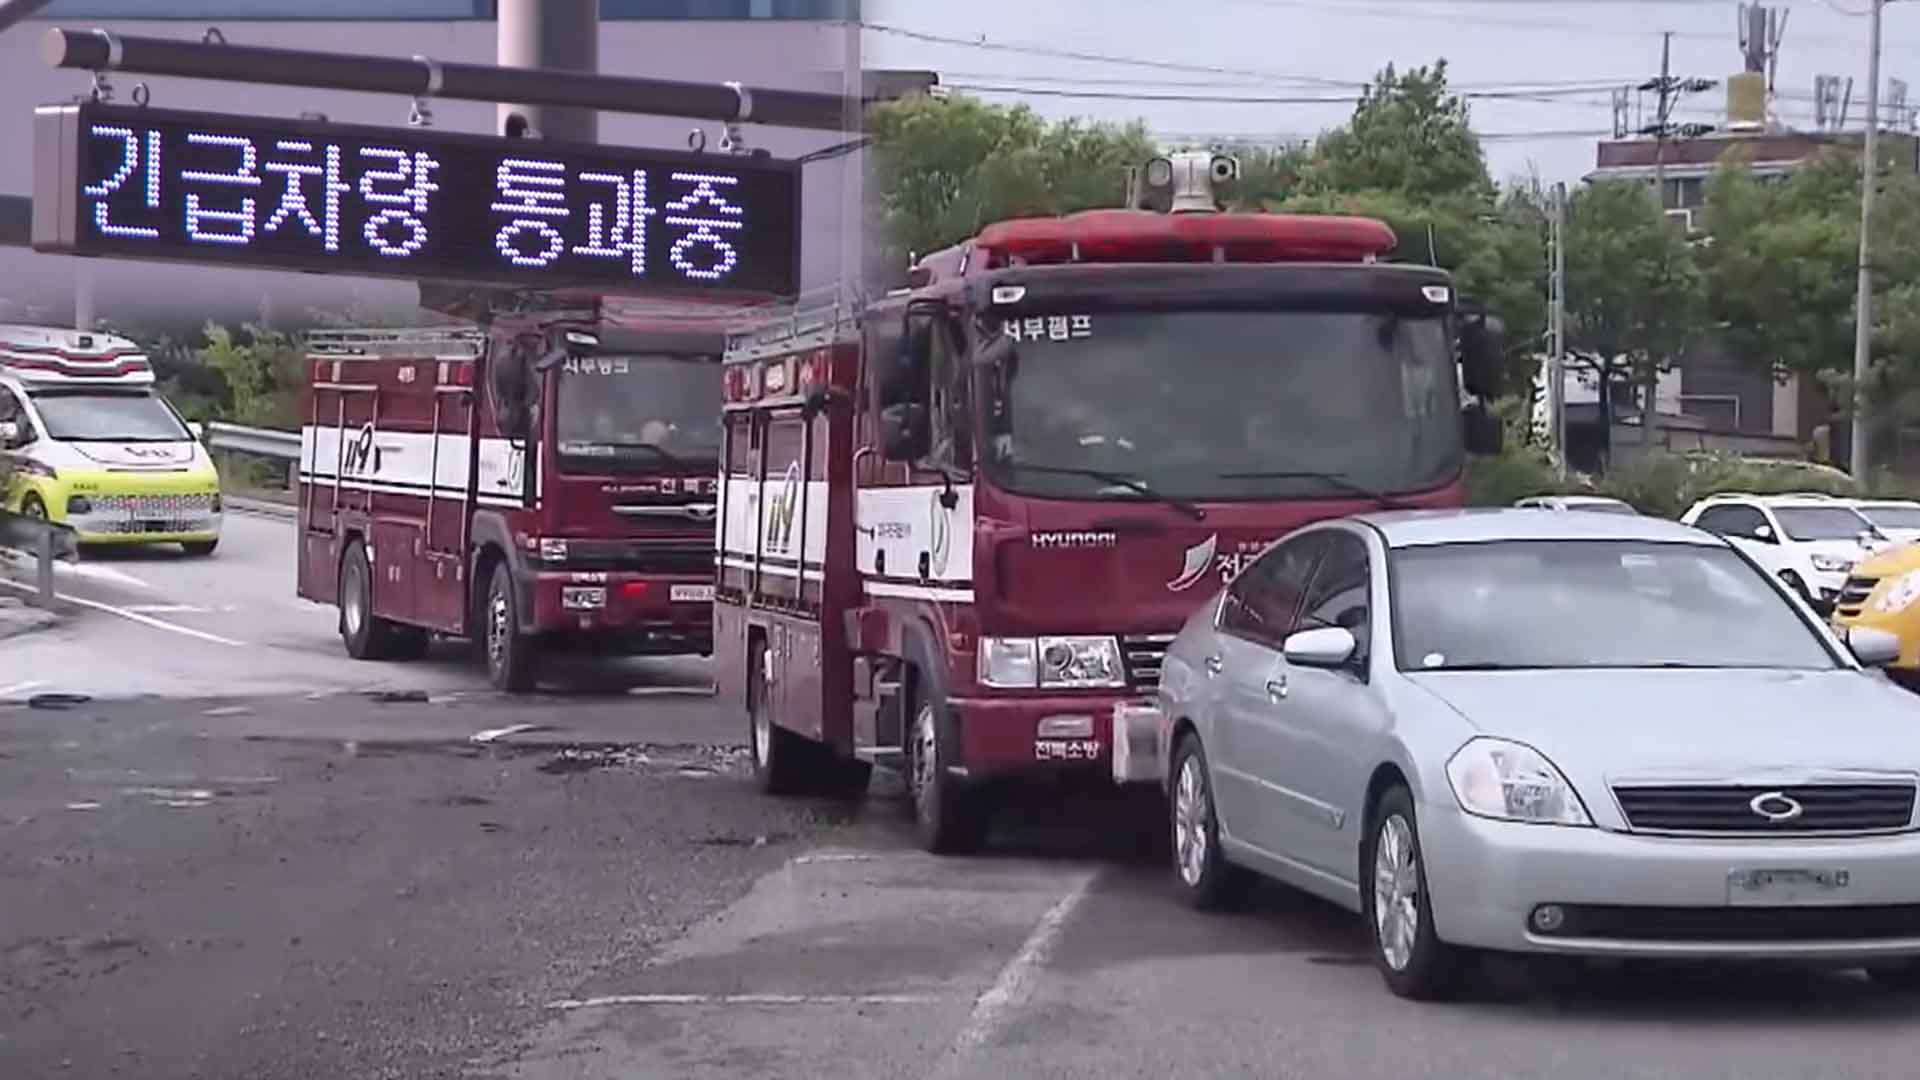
(0, 12, 860, 330)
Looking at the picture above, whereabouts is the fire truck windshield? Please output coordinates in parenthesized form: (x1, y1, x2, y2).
(30, 389, 191, 442)
(983, 308, 1461, 502)
(553, 353, 722, 474)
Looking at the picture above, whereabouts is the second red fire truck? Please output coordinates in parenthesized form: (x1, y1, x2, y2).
(716, 152, 1507, 852)
(296, 310, 725, 690)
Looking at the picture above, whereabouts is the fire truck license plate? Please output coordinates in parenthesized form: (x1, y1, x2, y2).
(561, 586, 606, 610)
(670, 584, 714, 603)
(1035, 739, 1101, 762)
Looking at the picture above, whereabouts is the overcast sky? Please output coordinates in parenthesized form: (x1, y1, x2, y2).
(864, 0, 1917, 185)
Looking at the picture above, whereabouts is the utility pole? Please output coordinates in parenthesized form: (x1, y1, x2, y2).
(497, 0, 598, 143)
(1637, 34, 1718, 451)
(1850, 0, 1886, 485)
(1550, 181, 1568, 478)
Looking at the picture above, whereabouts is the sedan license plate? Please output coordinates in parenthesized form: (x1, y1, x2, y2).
(670, 584, 714, 603)
(561, 586, 606, 610)
(1727, 868, 1851, 906)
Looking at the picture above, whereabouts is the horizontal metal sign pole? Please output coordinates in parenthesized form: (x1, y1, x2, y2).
(41, 27, 854, 133)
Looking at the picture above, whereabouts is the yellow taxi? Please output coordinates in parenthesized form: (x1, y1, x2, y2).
(1832, 540, 1920, 689)
(0, 325, 222, 554)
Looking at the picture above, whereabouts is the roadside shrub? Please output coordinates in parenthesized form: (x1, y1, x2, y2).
(1465, 446, 1566, 507)
(1596, 452, 1859, 519)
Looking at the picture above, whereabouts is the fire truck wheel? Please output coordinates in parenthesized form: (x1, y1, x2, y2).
(339, 539, 410, 661)
(747, 635, 810, 795)
(483, 561, 539, 693)
(907, 672, 988, 855)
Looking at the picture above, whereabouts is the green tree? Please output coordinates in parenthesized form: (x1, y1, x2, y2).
(867, 95, 1155, 281)
(1298, 61, 1492, 204)
(1563, 178, 1705, 445)
(198, 322, 302, 429)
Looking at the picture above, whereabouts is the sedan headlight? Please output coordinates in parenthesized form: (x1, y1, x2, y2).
(1873, 569, 1920, 614)
(976, 636, 1124, 689)
(1445, 737, 1591, 826)
(1811, 554, 1853, 573)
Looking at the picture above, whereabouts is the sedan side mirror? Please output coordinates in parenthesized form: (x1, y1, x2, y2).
(1752, 524, 1777, 544)
(1847, 626, 1901, 668)
(1282, 626, 1357, 669)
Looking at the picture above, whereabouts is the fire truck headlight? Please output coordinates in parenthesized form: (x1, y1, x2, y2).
(977, 637, 1039, 689)
(537, 538, 570, 562)
(1036, 636, 1126, 689)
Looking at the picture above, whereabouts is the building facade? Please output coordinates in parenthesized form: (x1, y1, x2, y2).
(1, 1, 865, 331)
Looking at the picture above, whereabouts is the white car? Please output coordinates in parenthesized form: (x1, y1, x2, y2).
(1514, 494, 1636, 515)
(1850, 499, 1920, 545)
(1680, 494, 1887, 612)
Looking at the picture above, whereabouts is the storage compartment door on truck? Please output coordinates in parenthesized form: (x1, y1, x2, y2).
(720, 395, 828, 734)
(418, 375, 476, 633)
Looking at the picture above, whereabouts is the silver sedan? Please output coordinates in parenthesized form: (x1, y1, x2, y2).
(1154, 508, 1920, 1000)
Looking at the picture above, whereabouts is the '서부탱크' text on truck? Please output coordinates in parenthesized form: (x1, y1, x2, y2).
(295, 314, 722, 691)
(716, 152, 1508, 852)
(0, 324, 222, 553)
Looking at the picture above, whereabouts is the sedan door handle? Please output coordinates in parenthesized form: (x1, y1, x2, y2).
(1205, 654, 1224, 677)
(1265, 675, 1288, 702)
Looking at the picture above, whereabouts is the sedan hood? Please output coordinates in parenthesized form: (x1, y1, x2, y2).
(1407, 668, 1920, 791)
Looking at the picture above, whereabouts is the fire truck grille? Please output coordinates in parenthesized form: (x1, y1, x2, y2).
(1122, 634, 1176, 692)
(559, 538, 712, 574)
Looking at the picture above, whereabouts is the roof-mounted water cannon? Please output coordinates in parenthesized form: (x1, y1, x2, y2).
(1129, 150, 1241, 214)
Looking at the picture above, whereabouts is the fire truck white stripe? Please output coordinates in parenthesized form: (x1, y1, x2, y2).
(862, 581, 975, 604)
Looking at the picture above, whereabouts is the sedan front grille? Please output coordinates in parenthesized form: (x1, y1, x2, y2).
(1613, 783, 1916, 835)
(1121, 634, 1176, 691)
(1836, 574, 1880, 616)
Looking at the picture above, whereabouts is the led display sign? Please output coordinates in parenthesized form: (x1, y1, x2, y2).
(32, 102, 802, 297)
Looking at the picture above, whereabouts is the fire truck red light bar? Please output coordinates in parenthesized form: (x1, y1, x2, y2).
(974, 210, 1397, 267)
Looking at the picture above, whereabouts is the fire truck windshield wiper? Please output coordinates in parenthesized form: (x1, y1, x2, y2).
(1002, 459, 1206, 521)
(1216, 470, 1419, 510)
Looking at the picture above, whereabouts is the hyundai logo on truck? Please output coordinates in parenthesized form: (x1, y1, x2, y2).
(32, 103, 802, 297)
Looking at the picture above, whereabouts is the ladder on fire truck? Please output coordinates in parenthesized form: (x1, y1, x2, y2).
(302, 327, 486, 565)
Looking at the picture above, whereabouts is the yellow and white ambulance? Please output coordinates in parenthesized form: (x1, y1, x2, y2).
(0, 324, 222, 554)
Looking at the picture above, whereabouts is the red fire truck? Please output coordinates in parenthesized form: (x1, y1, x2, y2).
(716, 153, 1505, 851)
(296, 312, 724, 691)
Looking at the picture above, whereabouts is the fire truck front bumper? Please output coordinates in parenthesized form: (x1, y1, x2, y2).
(524, 571, 714, 655)
(947, 693, 1168, 786)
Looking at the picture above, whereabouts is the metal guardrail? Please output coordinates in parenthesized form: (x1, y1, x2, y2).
(0, 509, 78, 608)
(206, 421, 301, 461)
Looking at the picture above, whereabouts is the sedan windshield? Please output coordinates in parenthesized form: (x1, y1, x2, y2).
(554, 353, 720, 474)
(30, 390, 190, 442)
(983, 309, 1461, 501)
(1774, 506, 1878, 541)
(1391, 540, 1838, 672)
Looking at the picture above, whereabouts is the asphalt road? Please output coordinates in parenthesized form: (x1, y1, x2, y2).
(4, 691, 1920, 1080)
(0, 507, 713, 700)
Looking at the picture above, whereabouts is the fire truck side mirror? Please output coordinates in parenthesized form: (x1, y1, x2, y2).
(883, 308, 936, 409)
(1463, 402, 1504, 456)
(880, 403, 931, 462)
(1458, 308, 1506, 399)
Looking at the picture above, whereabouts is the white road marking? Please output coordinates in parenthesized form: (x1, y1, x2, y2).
(932, 871, 1098, 1076)
(545, 993, 939, 1011)
(0, 680, 46, 697)
(122, 604, 212, 615)
(0, 578, 246, 646)
(469, 723, 549, 744)
(64, 802, 101, 811)
(62, 562, 155, 591)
